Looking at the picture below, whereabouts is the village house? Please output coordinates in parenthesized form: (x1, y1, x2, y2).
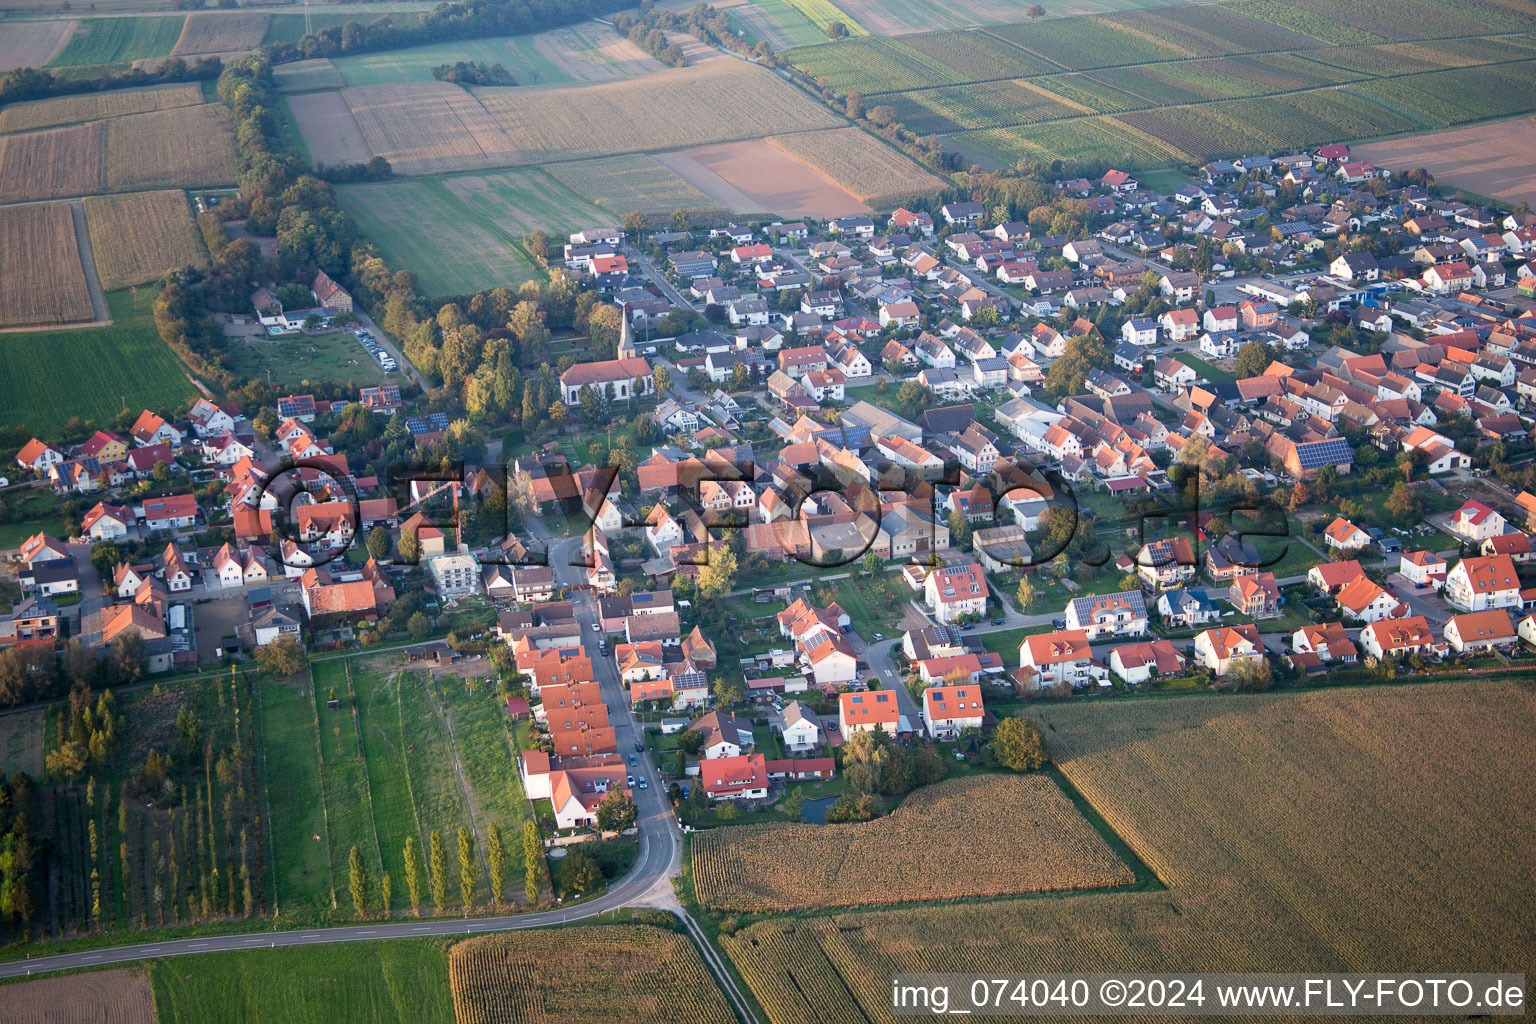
(1443, 610, 1516, 654)
(1192, 623, 1264, 677)
(1064, 591, 1147, 639)
(1443, 554, 1522, 612)
(839, 690, 901, 740)
(1018, 630, 1099, 688)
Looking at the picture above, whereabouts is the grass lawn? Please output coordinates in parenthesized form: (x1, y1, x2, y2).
(255, 674, 334, 916)
(978, 624, 1053, 660)
(353, 668, 424, 913)
(337, 172, 605, 297)
(150, 939, 454, 1024)
(396, 671, 474, 854)
(225, 328, 387, 389)
(1175, 352, 1235, 383)
(0, 288, 199, 436)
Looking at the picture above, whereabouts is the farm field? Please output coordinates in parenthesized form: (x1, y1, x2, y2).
(0, 201, 94, 328)
(104, 103, 240, 191)
(691, 773, 1133, 912)
(274, 57, 346, 92)
(0, 969, 155, 1023)
(828, 0, 1197, 35)
(439, 168, 611, 237)
(723, 683, 1536, 1024)
(337, 177, 539, 295)
(1353, 116, 1536, 206)
(1229, 0, 1536, 43)
(0, 120, 104, 202)
(0, 17, 76, 71)
(151, 940, 454, 1024)
(263, 12, 364, 46)
(83, 189, 206, 290)
(727, 0, 826, 49)
(884, 79, 1089, 134)
(46, 15, 183, 67)
(764, 128, 947, 207)
(286, 90, 375, 166)
(659, 138, 865, 219)
(0, 81, 205, 134)
(0, 705, 44, 775)
(449, 924, 735, 1024)
(255, 672, 334, 916)
(545, 154, 732, 220)
(330, 22, 661, 89)
(225, 328, 390, 388)
(169, 10, 271, 56)
(340, 81, 519, 175)
(470, 60, 843, 165)
(0, 287, 195, 433)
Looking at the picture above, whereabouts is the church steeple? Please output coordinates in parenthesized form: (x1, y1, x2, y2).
(617, 305, 637, 360)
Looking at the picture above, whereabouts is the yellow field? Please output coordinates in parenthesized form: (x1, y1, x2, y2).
(84, 189, 207, 290)
(341, 81, 519, 175)
(449, 924, 736, 1024)
(0, 202, 94, 327)
(723, 684, 1536, 1024)
(470, 61, 843, 165)
(170, 10, 270, 55)
(545, 154, 731, 218)
(0, 120, 104, 203)
(103, 104, 238, 191)
(692, 773, 1132, 912)
(765, 127, 947, 207)
(0, 82, 204, 135)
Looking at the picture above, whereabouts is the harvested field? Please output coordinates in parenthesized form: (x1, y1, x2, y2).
(0, 81, 204, 134)
(0, 968, 155, 1024)
(0, 18, 76, 71)
(693, 773, 1133, 911)
(342, 81, 518, 175)
(0, 203, 93, 327)
(170, 10, 271, 55)
(1353, 117, 1536, 206)
(104, 103, 239, 190)
(0, 120, 104, 202)
(724, 684, 1536, 1024)
(471, 61, 842, 165)
(287, 89, 374, 166)
(659, 139, 862, 218)
(84, 189, 207, 290)
(47, 15, 183, 66)
(529, 21, 661, 82)
(336, 176, 540, 295)
(274, 57, 345, 92)
(332, 24, 660, 89)
(831, 0, 1191, 34)
(546, 154, 732, 219)
(765, 127, 947, 207)
(450, 924, 735, 1024)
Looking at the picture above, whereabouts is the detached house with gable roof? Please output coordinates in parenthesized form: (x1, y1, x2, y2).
(922, 684, 984, 739)
(839, 690, 900, 740)
(1444, 554, 1522, 612)
(1018, 630, 1099, 688)
(1064, 591, 1147, 639)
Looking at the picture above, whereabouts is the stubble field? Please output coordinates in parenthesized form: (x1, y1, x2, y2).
(449, 925, 736, 1024)
(0, 201, 94, 327)
(103, 104, 240, 191)
(692, 773, 1133, 912)
(660, 138, 869, 218)
(0, 120, 104, 202)
(545, 154, 733, 219)
(342, 81, 519, 175)
(83, 189, 207, 290)
(0, 81, 206, 134)
(286, 89, 375, 166)
(723, 683, 1536, 1024)
(765, 127, 947, 206)
(0, 18, 77, 71)
(169, 10, 271, 56)
(0, 968, 155, 1024)
(1353, 116, 1536, 205)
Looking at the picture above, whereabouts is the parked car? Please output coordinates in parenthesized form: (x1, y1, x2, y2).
(639, 777, 648, 789)
(626, 774, 635, 787)
(634, 741, 644, 752)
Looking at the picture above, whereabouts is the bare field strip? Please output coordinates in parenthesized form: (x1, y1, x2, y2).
(0, 968, 155, 1023)
(0, 18, 76, 72)
(84, 189, 207, 290)
(692, 774, 1133, 912)
(170, 10, 271, 55)
(288, 89, 375, 166)
(471, 61, 843, 165)
(1353, 117, 1536, 206)
(0, 705, 44, 776)
(274, 57, 345, 92)
(530, 21, 662, 81)
(765, 127, 947, 206)
(104, 104, 239, 191)
(342, 81, 519, 175)
(546, 153, 732, 218)
(0, 81, 205, 134)
(652, 149, 772, 215)
(664, 139, 867, 218)
(0, 202, 95, 328)
(0, 120, 104, 202)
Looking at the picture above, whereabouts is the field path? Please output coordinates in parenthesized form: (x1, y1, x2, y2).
(67, 200, 109, 323)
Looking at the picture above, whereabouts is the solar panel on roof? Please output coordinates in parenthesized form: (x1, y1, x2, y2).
(1295, 438, 1352, 469)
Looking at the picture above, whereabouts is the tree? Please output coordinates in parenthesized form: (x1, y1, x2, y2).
(403, 837, 422, 915)
(457, 826, 477, 910)
(398, 528, 420, 563)
(254, 634, 307, 676)
(696, 544, 738, 599)
(781, 789, 806, 821)
(1384, 481, 1422, 527)
(1218, 657, 1272, 692)
(429, 829, 448, 912)
(46, 740, 89, 782)
(826, 19, 848, 38)
(622, 209, 647, 235)
(1233, 339, 1275, 379)
(862, 548, 883, 577)
(563, 848, 601, 894)
(595, 791, 638, 833)
(407, 612, 431, 642)
(845, 91, 863, 118)
(1016, 575, 1037, 610)
(653, 365, 673, 396)
(523, 821, 542, 904)
(111, 629, 145, 683)
(486, 824, 505, 907)
(1026, 3, 1045, 19)
(677, 729, 706, 756)
(379, 872, 392, 918)
(348, 846, 368, 918)
(712, 676, 745, 707)
(992, 717, 1047, 771)
(366, 526, 392, 562)
(948, 509, 973, 551)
